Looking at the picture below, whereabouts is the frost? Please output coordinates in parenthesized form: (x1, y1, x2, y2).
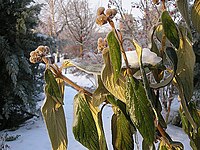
(122, 48, 162, 68)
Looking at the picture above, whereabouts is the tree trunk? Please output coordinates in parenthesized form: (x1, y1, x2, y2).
(79, 44, 83, 58)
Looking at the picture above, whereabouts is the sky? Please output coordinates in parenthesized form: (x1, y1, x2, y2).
(88, 0, 142, 18)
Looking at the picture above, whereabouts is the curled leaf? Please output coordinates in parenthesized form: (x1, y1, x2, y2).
(161, 11, 180, 49)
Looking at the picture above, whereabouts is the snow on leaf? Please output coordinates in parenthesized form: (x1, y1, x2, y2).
(122, 48, 162, 69)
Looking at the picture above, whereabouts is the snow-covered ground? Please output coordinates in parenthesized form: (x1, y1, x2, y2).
(0, 69, 192, 150)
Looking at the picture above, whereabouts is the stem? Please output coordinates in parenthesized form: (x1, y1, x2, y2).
(157, 123, 171, 147)
(161, 33, 166, 58)
(42, 56, 92, 97)
(59, 73, 92, 97)
(161, 0, 166, 10)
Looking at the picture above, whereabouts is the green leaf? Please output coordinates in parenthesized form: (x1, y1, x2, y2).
(73, 92, 107, 150)
(191, 0, 200, 33)
(150, 25, 161, 56)
(142, 140, 155, 150)
(176, 32, 195, 103)
(126, 76, 155, 144)
(176, 0, 190, 27)
(155, 24, 164, 42)
(150, 47, 178, 89)
(42, 72, 67, 150)
(131, 40, 159, 121)
(179, 103, 200, 150)
(131, 40, 167, 129)
(107, 30, 122, 82)
(150, 24, 164, 83)
(106, 95, 137, 130)
(45, 69, 63, 106)
(175, 30, 197, 130)
(111, 110, 134, 150)
(101, 48, 126, 102)
(161, 11, 180, 49)
(92, 75, 110, 106)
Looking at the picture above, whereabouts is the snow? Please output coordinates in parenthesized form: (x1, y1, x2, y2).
(122, 48, 162, 68)
(0, 69, 192, 150)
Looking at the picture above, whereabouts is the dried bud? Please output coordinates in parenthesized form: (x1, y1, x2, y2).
(98, 37, 104, 44)
(30, 51, 38, 57)
(97, 7, 105, 16)
(152, 0, 159, 4)
(106, 8, 117, 19)
(97, 37, 107, 51)
(105, 8, 112, 17)
(96, 14, 108, 26)
(44, 46, 50, 54)
(36, 46, 46, 55)
(111, 9, 117, 16)
(103, 38, 107, 46)
(36, 57, 42, 62)
(29, 57, 37, 64)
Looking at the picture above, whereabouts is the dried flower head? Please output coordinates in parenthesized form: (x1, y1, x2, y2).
(97, 37, 107, 51)
(106, 8, 117, 19)
(96, 14, 108, 26)
(29, 46, 50, 64)
(97, 7, 105, 16)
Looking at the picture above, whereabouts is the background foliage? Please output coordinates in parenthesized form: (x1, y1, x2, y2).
(0, 0, 55, 130)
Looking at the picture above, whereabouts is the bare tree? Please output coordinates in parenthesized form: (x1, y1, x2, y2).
(37, 0, 66, 37)
(60, 0, 96, 57)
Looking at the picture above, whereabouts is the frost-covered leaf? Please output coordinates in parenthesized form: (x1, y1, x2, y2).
(73, 92, 107, 150)
(42, 70, 67, 150)
(161, 11, 180, 49)
(176, 0, 190, 26)
(111, 110, 134, 150)
(191, 0, 200, 33)
(107, 30, 122, 82)
(101, 48, 126, 102)
(126, 76, 155, 144)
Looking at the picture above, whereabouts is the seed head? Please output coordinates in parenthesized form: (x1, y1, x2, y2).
(29, 57, 37, 64)
(105, 8, 112, 17)
(111, 9, 117, 16)
(96, 14, 108, 26)
(97, 7, 105, 16)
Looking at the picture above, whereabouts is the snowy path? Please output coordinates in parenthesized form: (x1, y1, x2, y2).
(1, 73, 192, 150)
